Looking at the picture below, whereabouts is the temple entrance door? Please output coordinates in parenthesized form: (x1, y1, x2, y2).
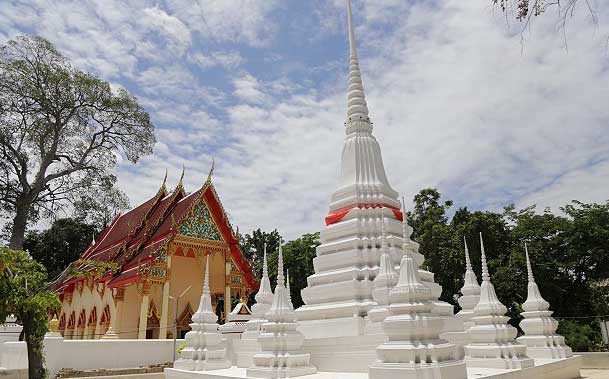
(146, 301, 161, 339)
(177, 303, 193, 339)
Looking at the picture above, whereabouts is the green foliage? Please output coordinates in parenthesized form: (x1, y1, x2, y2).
(242, 231, 319, 309)
(239, 229, 282, 282)
(24, 218, 99, 279)
(408, 188, 609, 349)
(0, 35, 153, 249)
(0, 248, 60, 378)
(557, 320, 603, 352)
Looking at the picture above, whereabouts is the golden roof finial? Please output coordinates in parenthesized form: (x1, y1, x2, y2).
(160, 168, 168, 192)
(177, 164, 185, 188)
(205, 158, 215, 186)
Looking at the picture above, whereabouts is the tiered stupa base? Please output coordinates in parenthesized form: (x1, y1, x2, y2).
(247, 352, 317, 379)
(517, 335, 573, 359)
(369, 359, 467, 379)
(173, 356, 231, 372)
(465, 343, 534, 369)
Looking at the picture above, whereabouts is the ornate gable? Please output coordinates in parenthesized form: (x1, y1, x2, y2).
(178, 200, 223, 242)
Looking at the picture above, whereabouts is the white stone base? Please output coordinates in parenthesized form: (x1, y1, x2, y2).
(467, 356, 581, 379)
(465, 356, 534, 370)
(233, 338, 261, 368)
(297, 317, 366, 339)
(523, 346, 573, 360)
(165, 367, 367, 379)
(247, 364, 317, 378)
(174, 358, 231, 371)
(303, 334, 385, 372)
(154, 357, 584, 379)
(440, 330, 470, 360)
(517, 336, 573, 359)
(369, 359, 467, 379)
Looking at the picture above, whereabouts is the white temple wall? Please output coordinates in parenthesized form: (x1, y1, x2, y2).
(0, 338, 183, 377)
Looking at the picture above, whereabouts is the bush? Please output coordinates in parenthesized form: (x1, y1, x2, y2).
(557, 319, 603, 352)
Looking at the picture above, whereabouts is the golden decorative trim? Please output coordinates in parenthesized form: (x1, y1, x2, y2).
(171, 235, 229, 254)
(114, 287, 126, 302)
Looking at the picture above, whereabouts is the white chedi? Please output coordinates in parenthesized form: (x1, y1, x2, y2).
(456, 237, 481, 329)
(464, 233, 534, 369)
(517, 244, 573, 359)
(247, 243, 317, 378)
(243, 243, 274, 339)
(174, 255, 230, 371)
(368, 216, 398, 322)
(369, 218, 467, 379)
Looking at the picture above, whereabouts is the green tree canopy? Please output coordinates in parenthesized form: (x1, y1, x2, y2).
(242, 231, 319, 309)
(408, 187, 609, 350)
(24, 217, 98, 279)
(0, 248, 60, 378)
(0, 35, 154, 249)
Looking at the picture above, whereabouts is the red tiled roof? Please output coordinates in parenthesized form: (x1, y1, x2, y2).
(84, 186, 167, 262)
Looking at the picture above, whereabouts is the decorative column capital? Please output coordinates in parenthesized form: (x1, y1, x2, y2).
(115, 287, 126, 301)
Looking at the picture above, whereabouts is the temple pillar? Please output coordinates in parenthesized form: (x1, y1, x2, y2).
(138, 283, 152, 339)
(103, 288, 125, 339)
(82, 313, 90, 340)
(159, 256, 173, 339)
(224, 258, 231, 321)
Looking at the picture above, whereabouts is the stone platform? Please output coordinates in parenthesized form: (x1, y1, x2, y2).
(165, 356, 581, 379)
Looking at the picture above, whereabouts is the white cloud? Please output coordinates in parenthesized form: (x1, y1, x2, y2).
(233, 74, 270, 105)
(2, 0, 608, 242)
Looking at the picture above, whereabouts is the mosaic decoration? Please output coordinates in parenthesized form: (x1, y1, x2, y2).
(179, 201, 223, 242)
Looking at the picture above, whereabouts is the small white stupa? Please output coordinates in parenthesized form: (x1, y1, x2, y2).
(464, 233, 533, 369)
(174, 255, 231, 371)
(243, 243, 274, 339)
(368, 216, 398, 323)
(237, 243, 275, 367)
(456, 236, 481, 329)
(247, 243, 317, 378)
(369, 218, 467, 379)
(517, 244, 573, 359)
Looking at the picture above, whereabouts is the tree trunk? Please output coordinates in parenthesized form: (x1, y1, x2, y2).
(9, 200, 30, 250)
(22, 312, 46, 379)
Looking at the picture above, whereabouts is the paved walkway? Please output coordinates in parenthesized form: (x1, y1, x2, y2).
(582, 370, 609, 379)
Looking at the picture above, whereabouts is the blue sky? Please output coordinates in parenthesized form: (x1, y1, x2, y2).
(1, 0, 608, 239)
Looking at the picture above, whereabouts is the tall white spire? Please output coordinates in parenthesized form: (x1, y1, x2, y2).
(248, 240, 317, 378)
(464, 233, 533, 369)
(517, 244, 573, 359)
(255, 243, 273, 305)
(370, 214, 467, 379)
(479, 232, 490, 282)
(464, 236, 472, 271)
(173, 255, 231, 371)
(456, 236, 481, 328)
(243, 242, 274, 342)
(346, 0, 369, 122)
(525, 243, 535, 284)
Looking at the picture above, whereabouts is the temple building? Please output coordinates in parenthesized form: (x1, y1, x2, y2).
(54, 168, 257, 340)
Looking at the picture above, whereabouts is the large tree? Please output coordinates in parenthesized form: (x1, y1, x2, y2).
(0, 36, 154, 249)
